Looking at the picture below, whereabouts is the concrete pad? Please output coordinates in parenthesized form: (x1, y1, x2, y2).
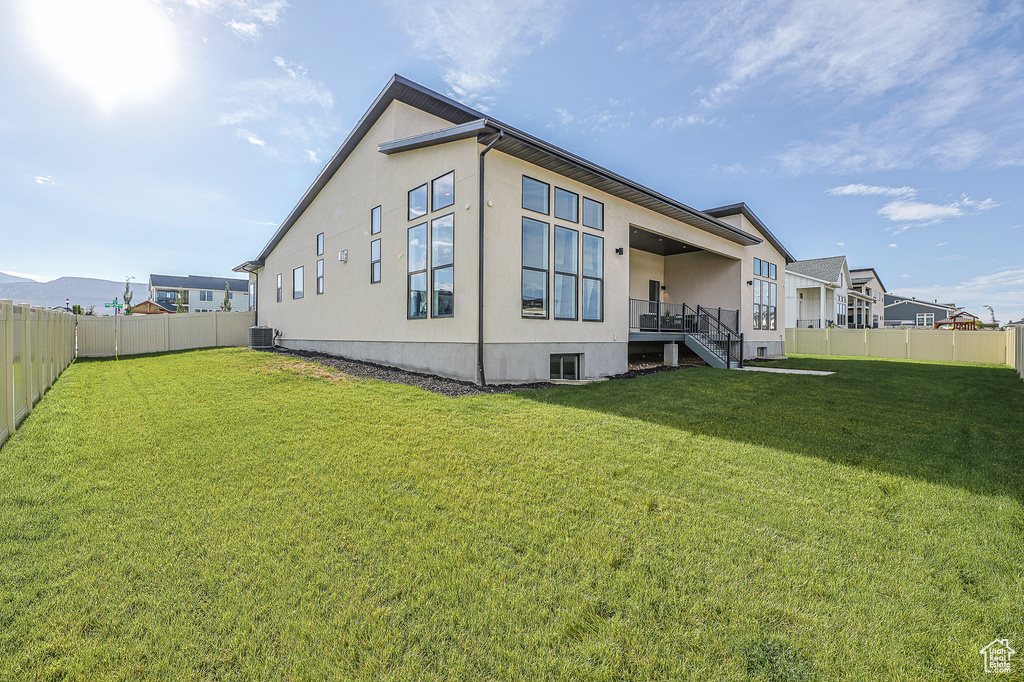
(738, 366, 834, 376)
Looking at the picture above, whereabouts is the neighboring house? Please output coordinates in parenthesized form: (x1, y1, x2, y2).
(130, 300, 171, 314)
(848, 267, 886, 329)
(148, 275, 250, 313)
(785, 256, 869, 329)
(235, 75, 796, 383)
(884, 294, 959, 328)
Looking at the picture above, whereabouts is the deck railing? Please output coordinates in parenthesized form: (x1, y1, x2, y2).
(628, 299, 743, 368)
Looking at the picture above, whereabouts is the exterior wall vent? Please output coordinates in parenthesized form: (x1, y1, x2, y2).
(249, 326, 275, 350)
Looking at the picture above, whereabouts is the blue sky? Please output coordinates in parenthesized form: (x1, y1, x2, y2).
(2, 0, 1023, 321)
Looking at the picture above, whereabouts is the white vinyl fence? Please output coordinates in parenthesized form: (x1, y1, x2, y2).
(786, 327, 1020, 371)
(1, 300, 76, 448)
(1011, 325, 1023, 381)
(75, 311, 254, 358)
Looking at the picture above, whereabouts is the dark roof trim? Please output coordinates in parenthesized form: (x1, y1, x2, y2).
(850, 267, 887, 293)
(703, 203, 795, 263)
(378, 119, 492, 154)
(241, 74, 766, 270)
(884, 298, 956, 312)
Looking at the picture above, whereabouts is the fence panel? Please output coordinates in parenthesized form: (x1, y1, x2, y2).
(0, 301, 76, 448)
(829, 329, 867, 356)
(907, 330, 954, 362)
(785, 326, 1014, 366)
(866, 329, 909, 358)
(954, 330, 1008, 364)
(75, 311, 254, 358)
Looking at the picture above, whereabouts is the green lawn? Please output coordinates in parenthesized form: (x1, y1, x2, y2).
(1, 349, 1022, 681)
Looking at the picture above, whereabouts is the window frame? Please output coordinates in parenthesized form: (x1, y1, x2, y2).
(370, 205, 381, 235)
(431, 170, 455, 212)
(581, 233, 604, 322)
(521, 217, 550, 319)
(276, 273, 282, 303)
(553, 225, 578, 321)
(554, 187, 579, 223)
(582, 197, 604, 231)
(522, 175, 550, 216)
(430, 213, 455, 318)
(292, 266, 304, 300)
(316, 258, 324, 295)
(407, 223, 428, 319)
(550, 353, 580, 380)
(408, 183, 428, 222)
(370, 238, 381, 284)
(316, 232, 324, 256)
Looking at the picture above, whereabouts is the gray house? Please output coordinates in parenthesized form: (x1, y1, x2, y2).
(883, 294, 959, 328)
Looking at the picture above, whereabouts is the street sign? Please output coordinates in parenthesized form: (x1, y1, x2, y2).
(104, 300, 123, 309)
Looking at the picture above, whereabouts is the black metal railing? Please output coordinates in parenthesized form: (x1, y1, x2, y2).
(628, 299, 743, 368)
(797, 319, 821, 328)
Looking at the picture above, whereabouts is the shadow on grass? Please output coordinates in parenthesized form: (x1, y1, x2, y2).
(515, 356, 1024, 503)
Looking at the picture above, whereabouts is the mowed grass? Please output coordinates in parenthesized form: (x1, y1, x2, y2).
(0, 349, 1021, 681)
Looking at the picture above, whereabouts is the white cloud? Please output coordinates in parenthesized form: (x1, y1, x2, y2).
(888, 243, 898, 248)
(237, 129, 266, 146)
(225, 20, 261, 39)
(878, 200, 964, 223)
(163, 0, 289, 40)
(33, 175, 59, 186)
(898, 268, 1024, 322)
(836, 242, 845, 246)
(304, 149, 320, 164)
(936, 242, 949, 247)
(387, 0, 567, 109)
(900, 274, 910, 278)
(827, 184, 915, 198)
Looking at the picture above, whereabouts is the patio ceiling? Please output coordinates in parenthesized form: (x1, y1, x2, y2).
(629, 226, 704, 256)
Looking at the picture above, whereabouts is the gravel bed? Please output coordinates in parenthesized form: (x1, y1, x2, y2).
(268, 348, 698, 397)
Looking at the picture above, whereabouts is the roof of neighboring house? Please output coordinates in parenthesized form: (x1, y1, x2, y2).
(130, 300, 171, 314)
(884, 295, 958, 312)
(786, 256, 847, 283)
(240, 74, 786, 270)
(849, 267, 886, 293)
(149, 274, 248, 292)
(702, 202, 795, 263)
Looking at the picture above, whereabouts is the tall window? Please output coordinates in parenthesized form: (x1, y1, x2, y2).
(753, 277, 761, 330)
(522, 217, 549, 318)
(769, 263, 777, 280)
(432, 171, 454, 211)
(582, 197, 603, 231)
(370, 238, 381, 284)
(522, 176, 549, 215)
(582, 234, 603, 321)
(276, 273, 282, 302)
(292, 267, 304, 299)
(316, 259, 324, 294)
(408, 223, 427, 318)
(554, 187, 578, 223)
(553, 226, 578, 320)
(408, 184, 427, 221)
(754, 258, 762, 277)
(370, 205, 381, 235)
(768, 282, 777, 330)
(752, 265, 777, 330)
(316, 232, 324, 256)
(250, 281, 256, 311)
(431, 214, 454, 317)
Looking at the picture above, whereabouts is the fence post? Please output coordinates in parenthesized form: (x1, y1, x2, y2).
(21, 306, 32, 417)
(213, 311, 219, 347)
(164, 312, 170, 352)
(2, 301, 13, 441)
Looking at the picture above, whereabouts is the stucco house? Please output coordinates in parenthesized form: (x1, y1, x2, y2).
(786, 256, 856, 328)
(235, 75, 794, 383)
(848, 267, 886, 329)
(148, 274, 250, 313)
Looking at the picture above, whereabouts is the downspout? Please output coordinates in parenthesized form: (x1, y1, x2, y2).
(477, 130, 504, 386)
(253, 270, 259, 326)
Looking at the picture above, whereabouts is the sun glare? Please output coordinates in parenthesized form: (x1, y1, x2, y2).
(25, 0, 178, 112)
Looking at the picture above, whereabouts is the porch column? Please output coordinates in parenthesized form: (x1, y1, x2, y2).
(819, 285, 826, 329)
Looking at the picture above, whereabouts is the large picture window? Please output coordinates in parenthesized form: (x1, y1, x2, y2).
(431, 213, 454, 317)
(370, 238, 381, 284)
(432, 171, 454, 212)
(408, 224, 427, 318)
(522, 176, 549, 215)
(292, 266, 304, 299)
(753, 276, 762, 330)
(316, 259, 324, 295)
(408, 184, 427, 221)
(581, 233, 603, 321)
(582, 197, 603, 231)
(554, 187, 578, 223)
(522, 217, 549, 318)
(553, 226, 578, 320)
(370, 205, 381, 235)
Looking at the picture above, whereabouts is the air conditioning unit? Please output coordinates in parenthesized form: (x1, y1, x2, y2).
(249, 326, 275, 350)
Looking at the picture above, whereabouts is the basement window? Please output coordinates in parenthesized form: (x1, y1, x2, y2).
(550, 354, 580, 380)
(757, 347, 767, 358)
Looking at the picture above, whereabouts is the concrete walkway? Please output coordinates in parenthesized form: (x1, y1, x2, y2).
(738, 366, 835, 376)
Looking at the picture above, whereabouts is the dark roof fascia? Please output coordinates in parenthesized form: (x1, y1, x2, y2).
(248, 75, 765, 267)
(378, 119, 494, 155)
(703, 202, 795, 262)
(850, 267, 886, 293)
(150, 274, 247, 292)
(883, 298, 956, 312)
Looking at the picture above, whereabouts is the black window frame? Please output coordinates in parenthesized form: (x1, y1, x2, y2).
(521, 217, 549, 319)
(754, 257, 762, 277)
(522, 175, 550, 216)
(553, 225, 578, 320)
(292, 266, 304, 300)
(431, 170, 455, 212)
(554, 187, 578, 223)
(582, 197, 604, 231)
(581, 233, 604, 322)
(407, 223, 428, 319)
(408, 183, 428, 222)
(430, 213, 455, 318)
(370, 205, 381, 235)
(370, 238, 381, 284)
(550, 353, 580, 380)
(316, 258, 324, 295)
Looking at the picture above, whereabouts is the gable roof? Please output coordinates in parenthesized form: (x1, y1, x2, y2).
(883, 296, 957, 313)
(241, 74, 774, 269)
(849, 267, 886, 293)
(786, 256, 847, 283)
(702, 203, 795, 263)
(150, 274, 248, 292)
